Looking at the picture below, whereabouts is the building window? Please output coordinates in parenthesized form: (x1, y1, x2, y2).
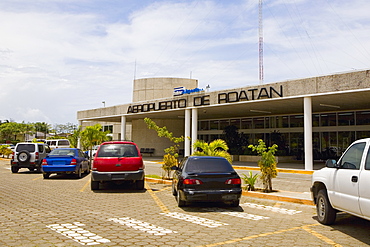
(320, 113, 336, 126)
(103, 125, 113, 133)
(338, 112, 354, 126)
(199, 121, 209, 130)
(253, 117, 265, 129)
(210, 120, 218, 130)
(356, 111, 370, 125)
(241, 118, 252, 129)
(219, 120, 229, 130)
(230, 119, 241, 129)
(290, 115, 304, 128)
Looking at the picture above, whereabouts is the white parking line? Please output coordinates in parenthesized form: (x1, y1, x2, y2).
(241, 202, 302, 215)
(203, 208, 269, 221)
(161, 212, 228, 228)
(46, 222, 110, 245)
(108, 217, 177, 235)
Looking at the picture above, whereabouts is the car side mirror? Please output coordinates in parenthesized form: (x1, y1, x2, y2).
(171, 166, 179, 171)
(325, 159, 338, 168)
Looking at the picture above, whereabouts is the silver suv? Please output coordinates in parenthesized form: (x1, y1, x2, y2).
(11, 143, 51, 173)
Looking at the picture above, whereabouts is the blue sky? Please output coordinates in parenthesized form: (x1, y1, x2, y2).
(1, 0, 369, 125)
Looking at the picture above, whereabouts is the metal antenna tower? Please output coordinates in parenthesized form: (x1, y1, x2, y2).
(258, 0, 264, 84)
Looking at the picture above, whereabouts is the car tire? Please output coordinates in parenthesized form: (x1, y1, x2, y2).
(229, 200, 240, 207)
(135, 179, 144, 190)
(91, 180, 100, 190)
(172, 184, 177, 196)
(176, 190, 186, 207)
(18, 151, 31, 163)
(43, 173, 50, 179)
(316, 189, 336, 225)
(76, 167, 82, 179)
(11, 166, 19, 173)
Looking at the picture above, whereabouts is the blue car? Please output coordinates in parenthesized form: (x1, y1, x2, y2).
(42, 148, 90, 179)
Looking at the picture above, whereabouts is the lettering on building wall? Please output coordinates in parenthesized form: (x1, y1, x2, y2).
(127, 99, 187, 113)
(127, 85, 283, 114)
(218, 86, 283, 104)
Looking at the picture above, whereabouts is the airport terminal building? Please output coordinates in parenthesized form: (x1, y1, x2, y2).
(77, 70, 370, 170)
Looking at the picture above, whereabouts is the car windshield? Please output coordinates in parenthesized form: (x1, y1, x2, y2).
(16, 144, 35, 152)
(49, 149, 76, 156)
(184, 158, 234, 173)
(96, 144, 138, 157)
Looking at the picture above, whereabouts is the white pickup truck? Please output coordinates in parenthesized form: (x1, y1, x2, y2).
(311, 138, 370, 225)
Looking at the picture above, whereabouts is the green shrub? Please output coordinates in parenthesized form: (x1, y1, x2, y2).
(241, 171, 259, 191)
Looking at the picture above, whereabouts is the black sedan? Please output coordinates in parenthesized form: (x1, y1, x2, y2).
(171, 156, 242, 207)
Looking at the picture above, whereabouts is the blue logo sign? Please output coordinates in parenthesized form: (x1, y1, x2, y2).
(174, 87, 204, 96)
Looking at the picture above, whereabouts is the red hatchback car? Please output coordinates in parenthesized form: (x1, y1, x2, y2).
(91, 141, 145, 190)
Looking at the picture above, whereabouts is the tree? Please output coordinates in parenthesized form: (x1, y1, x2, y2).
(80, 124, 110, 163)
(248, 139, 278, 192)
(144, 118, 184, 179)
(192, 139, 232, 164)
(68, 126, 81, 148)
(0, 122, 24, 141)
(223, 125, 248, 155)
(34, 122, 51, 139)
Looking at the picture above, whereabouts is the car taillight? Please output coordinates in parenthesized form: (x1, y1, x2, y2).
(70, 159, 77, 165)
(183, 179, 203, 185)
(225, 178, 241, 185)
(35, 152, 39, 160)
(11, 152, 14, 159)
(42, 159, 48, 165)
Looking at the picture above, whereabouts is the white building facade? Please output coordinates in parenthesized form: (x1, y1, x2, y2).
(77, 70, 370, 170)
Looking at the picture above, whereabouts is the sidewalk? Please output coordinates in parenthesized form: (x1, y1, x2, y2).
(143, 156, 319, 206)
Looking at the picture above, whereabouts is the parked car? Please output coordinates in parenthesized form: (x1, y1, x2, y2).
(171, 156, 242, 207)
(11, 142, 51, 173)
(41, 148, 90, 179)
(91, 141, 144, 190)
(311, 138, 370, 225)
(45, 139, 70, 150)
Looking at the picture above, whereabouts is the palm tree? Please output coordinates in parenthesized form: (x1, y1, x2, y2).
(192, 139, 232, 164)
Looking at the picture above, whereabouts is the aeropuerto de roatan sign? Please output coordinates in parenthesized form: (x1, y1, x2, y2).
(127, 85, 283, 114)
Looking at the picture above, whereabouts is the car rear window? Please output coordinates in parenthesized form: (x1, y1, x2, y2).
(96, 144, 139, 157)
(58, 140, 70, 146)
(184, 158, 234, 173)
(16, 144, 35, 152)
(49, 149, 76, 156)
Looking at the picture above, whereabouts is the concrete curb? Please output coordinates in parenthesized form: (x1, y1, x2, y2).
(242, 190, 314, 206)
(144, 177, 314, 206)
(233, 166, 314, 175)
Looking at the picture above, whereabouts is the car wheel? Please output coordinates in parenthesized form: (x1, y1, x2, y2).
(316, 189, 336, 225)
(135, 179, 144, 190)
(17, 151, 31, 163)
(84, 166, 90, 174)
(76, 167, 82, 179)
(176, 189, 186, 207)
(11, 166, 19, 173)
(43, 173, 50, 179)
(172, 184, 177, 196)
(91, 180, 99, 190)
(229, 200, 240, 207)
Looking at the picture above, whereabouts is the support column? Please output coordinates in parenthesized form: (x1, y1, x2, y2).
(77, 120, 82, 149)
(121, 116, 126, 141)
(184, 109, 191, 157)
(191, 108, 198, 154)
(304, 97, 313, 170)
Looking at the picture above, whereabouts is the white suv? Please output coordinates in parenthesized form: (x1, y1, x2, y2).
(11, 143, 51, 173)
(311, 138, 370, 225)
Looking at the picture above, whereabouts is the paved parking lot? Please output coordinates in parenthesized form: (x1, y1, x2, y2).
(1, 159, 370, 246)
